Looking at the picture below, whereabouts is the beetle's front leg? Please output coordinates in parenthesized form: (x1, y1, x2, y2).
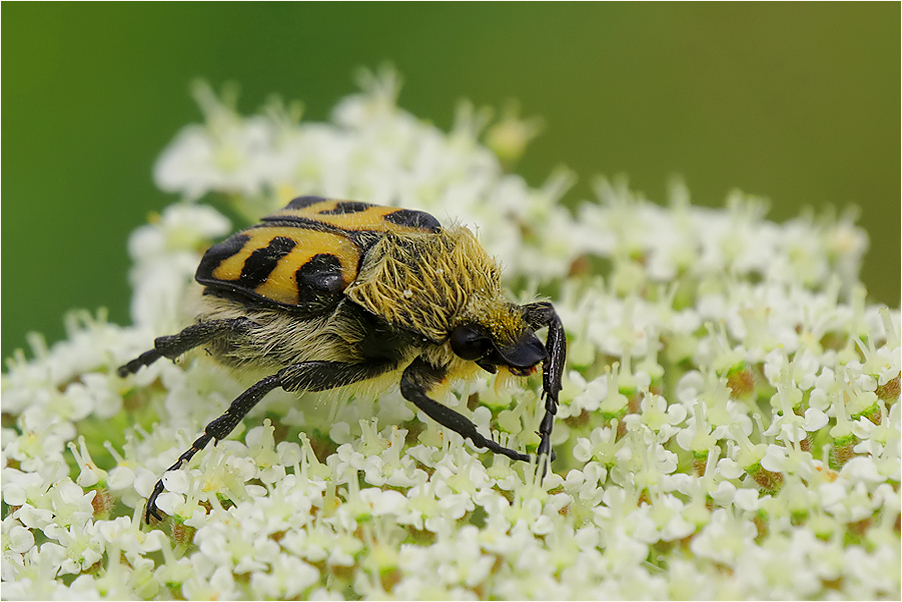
(521, 302, 567, 467)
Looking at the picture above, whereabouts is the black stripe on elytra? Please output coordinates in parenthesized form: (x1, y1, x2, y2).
(238, 236, 297, 289)
(296, 254, 346, 304)
(318, 201, 375, 215)
(383, 209, 441, 232)
(250, 221, 384, 269)
(195, 233, 251, 283)
(285, 195, 329, 210)
(256, 217, 384, 246)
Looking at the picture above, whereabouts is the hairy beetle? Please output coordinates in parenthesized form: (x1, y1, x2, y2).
(119, 196, 566, 523)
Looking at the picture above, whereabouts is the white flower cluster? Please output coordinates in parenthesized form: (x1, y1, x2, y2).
(3, 68, 899, 600)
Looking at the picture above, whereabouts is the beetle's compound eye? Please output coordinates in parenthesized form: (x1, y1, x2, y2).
(450, 323, 492, 361)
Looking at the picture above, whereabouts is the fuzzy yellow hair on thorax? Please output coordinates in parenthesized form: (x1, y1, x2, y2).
(345, 225, 522, 343)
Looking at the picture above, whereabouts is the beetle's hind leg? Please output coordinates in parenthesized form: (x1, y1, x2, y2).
(144, 359, 395, 524)
(144, 372, 282, 523)
(117, 318, 252, 377)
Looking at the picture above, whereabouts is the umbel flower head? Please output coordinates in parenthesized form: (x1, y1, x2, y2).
(2, 67, 899, 600)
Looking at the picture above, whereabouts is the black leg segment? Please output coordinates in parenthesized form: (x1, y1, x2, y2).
(117, 318, 252, 377)
(400, 357, 531, 463)
(521, 302, 567, 464)
(278, 360, 396, 392)
(144, 359, 395, 524)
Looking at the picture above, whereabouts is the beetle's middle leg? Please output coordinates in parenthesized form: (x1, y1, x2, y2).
(400, 357, 532, 463)
(144, 359, 396, 524)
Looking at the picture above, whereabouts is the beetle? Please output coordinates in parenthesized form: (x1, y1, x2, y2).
(119, 196, 566, 523)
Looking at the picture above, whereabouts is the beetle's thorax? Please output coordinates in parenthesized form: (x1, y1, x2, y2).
(345, 225, 525, 345)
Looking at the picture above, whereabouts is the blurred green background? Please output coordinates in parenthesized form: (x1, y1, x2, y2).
(3, 3, 899, 361)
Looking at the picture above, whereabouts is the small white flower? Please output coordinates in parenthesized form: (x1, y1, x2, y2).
(250, 553, 320, 599)
(760, 439, 818, 476)
(573, 424, 620, 465)
(690, 508, 757, 566)
(67, 436, 108, 488)
(567, 372, 608, 415)
(623, 391, 687, 440)
(839, 456, 884, 483)
(3, 519, 35, 554)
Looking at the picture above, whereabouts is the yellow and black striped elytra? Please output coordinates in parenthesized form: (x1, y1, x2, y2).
(119, 196, 566, 524)
(195, 198, 442, 311)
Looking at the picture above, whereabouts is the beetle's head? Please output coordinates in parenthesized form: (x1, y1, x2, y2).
(449, 322, 547, 376)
